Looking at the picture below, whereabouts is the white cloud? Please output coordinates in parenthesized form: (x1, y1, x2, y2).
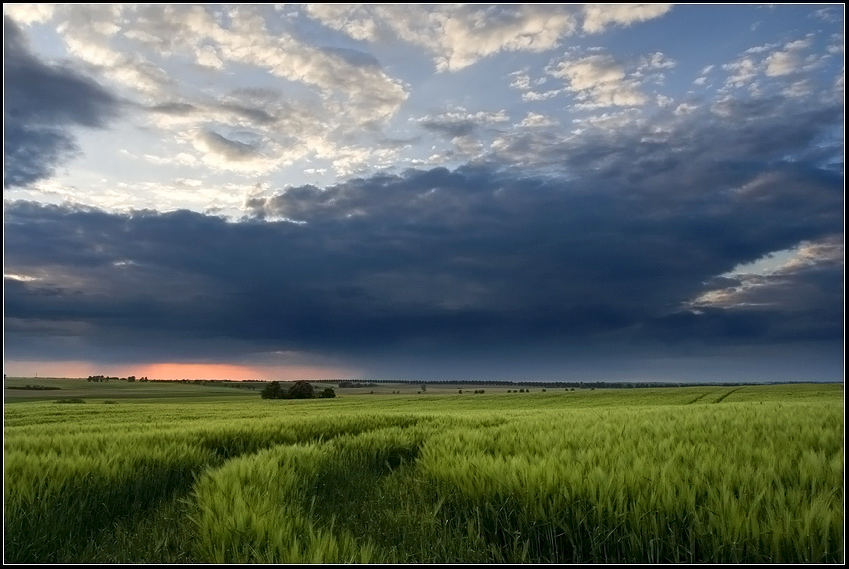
(509, 67, 561, 101)
(210, 7, 408, 124)
(813, 7, 842, 23)
(303, 5, 671, 72)
(195, 45, 224, 70)
(109, 55, 172, 94)
(765, 48, 803, 77)
(303, 4, 381, 41)
(305, 4, 580, 71)
(674, 103, 698, 115)
(744, 42, 780, 55)
(764, 37, 819, 77)
(582, 4, 672, 33)
(3, 272, 43, 282)
(50, 5, 175, 99)
(779, 239, 844, 272)
(522, 89, 562, 102)
(56, 5, 408, 124)
(573, 109, 644, 131)
(549, 54, 648, 108)
(175, 153, 198, 166)
(38, 5, 419, 180)
(3, 3, 56, 25)
(519, 113, 557, 128)
(509, 72, 532, 90)
(782, 80, 812, 98)
(143, 154, 173, 166)
(722, 57, 759, 88)
(417, 109, 510, 131)
(638, 52, 677, 71)
(432, 5, 578, 71)
(656, 95, 673, 107)
(721, 35, 828, 94)
(827, 33, 844, 55)
(551, 54, 626, 90)
(321, 145, 402, 177)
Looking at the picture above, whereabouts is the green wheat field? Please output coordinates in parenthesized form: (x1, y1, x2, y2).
(3, 378, 843, 563)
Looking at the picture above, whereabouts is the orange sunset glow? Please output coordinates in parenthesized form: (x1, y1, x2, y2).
(136, 362, 356, 381)
(3, 361, 357, 381)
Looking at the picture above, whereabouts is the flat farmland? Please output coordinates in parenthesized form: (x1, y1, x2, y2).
(3, 380, 843, 563)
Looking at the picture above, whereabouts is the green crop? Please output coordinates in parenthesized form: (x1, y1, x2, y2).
(4, 383, 843, 563)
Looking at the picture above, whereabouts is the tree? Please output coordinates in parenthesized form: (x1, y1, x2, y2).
(260, 381, 284, 399)
(287, 380, 315, 399)
(318, 387, 336, 399)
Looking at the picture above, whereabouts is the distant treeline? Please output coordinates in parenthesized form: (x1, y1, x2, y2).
(87, 375, 148, 382)
(312, 379, 823, 389)
(6, 385, 61, 391)
(79, 377, 834, 389)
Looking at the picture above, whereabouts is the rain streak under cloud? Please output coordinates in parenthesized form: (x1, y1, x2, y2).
(3, 4, 844, 382)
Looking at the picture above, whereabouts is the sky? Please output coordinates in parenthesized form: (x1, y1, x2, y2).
(3, 4, 845, 382)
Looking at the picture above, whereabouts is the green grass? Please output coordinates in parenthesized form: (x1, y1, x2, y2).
(3, 382, 843, 563)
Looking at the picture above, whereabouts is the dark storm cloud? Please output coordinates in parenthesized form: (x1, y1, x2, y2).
(3, 84, 843, 374)
(3, 16, 121, 187)
(5, 172, 842, 365)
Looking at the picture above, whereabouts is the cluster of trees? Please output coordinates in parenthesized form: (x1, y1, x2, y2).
(86, 375, 149, 382)
(260, 380, 336, 400)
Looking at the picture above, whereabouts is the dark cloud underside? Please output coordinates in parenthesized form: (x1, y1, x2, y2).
(3, 16, 121, 188)
(4, 147, 842, 371)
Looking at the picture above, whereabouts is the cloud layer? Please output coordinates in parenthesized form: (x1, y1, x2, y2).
(6, 93, 842, 373)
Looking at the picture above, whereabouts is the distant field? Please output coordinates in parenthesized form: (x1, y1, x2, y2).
(3, 376, 261, 402)
(1, 376, 615, 402)
(3, 381, 843, 563)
